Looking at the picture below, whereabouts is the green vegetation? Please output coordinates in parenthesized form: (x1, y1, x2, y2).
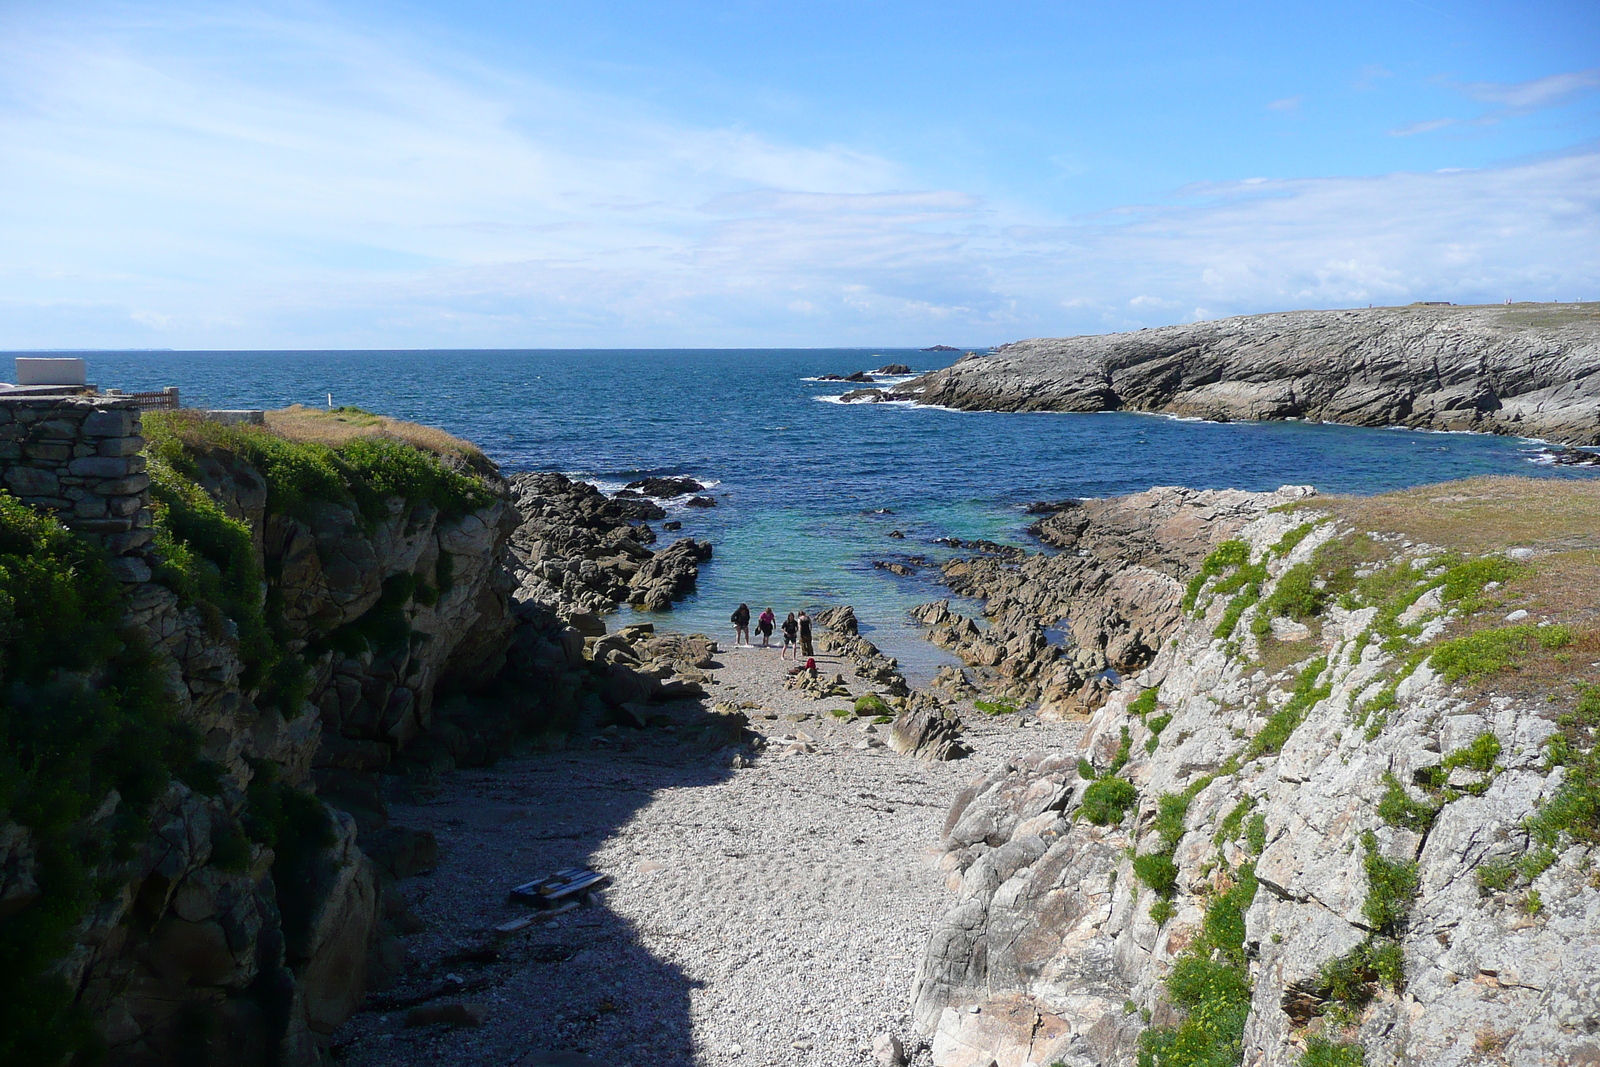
(145, 410, 494, 527)
(1136, 864, 1259, 1067)
(1442, 732, 1501, 773)
(1145, 714, 1172, 753)
(1246, 658, 1330, 760)
(830, 707, 852, 718)
(1182, 540, 1251, 614)
(1245, 813, 1268, 855)
(1130, 687, 1160, 716)
(1299, 1036, 1366, 1067)
(1077, 757, 1098, 781)
(1080, 777, 1138, 826)
(1270, 522, 1318, 558)
(1252, 561, 1326, 637)
(1215, 797, 1255, 846)
(0, 494, 198, 1065)
(1376, 774, 1439, 833)
(1360, 832, 1419, 935)
(854, 692, 891, 716)
(974, 697, 1019, 715)
(1318, 939, 1405, 1015)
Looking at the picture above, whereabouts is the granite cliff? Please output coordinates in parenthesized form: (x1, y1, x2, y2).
(912, 476, 1600, 1067)
(907, 303, 1600, 445)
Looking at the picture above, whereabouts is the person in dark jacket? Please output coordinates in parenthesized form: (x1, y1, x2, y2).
(780, 612, 799, 659)
(731, 603, 751, 646)
(797, 610, 813, 657)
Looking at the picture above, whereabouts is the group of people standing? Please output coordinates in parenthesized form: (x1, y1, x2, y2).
(731, 603, 813, 659)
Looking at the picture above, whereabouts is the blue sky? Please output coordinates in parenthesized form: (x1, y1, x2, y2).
(1, 0, 1597, 348)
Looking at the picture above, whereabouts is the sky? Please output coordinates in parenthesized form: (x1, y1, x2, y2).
(1, 0, 1597, 349)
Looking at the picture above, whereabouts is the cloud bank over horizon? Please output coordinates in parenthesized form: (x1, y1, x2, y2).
(1, 3, 1597, 350)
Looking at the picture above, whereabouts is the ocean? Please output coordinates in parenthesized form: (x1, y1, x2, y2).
(69, 347, 1599, 681)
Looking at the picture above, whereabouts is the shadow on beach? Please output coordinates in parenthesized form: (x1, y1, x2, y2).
(331, 699, 742, 1067)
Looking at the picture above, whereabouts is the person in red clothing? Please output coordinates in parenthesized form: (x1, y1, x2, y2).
(756, 607, 776, 647)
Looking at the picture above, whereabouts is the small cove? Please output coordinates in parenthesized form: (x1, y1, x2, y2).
(76, 346, 1600, 678)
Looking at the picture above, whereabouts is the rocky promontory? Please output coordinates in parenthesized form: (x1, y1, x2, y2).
(907, 303, 1600, 444)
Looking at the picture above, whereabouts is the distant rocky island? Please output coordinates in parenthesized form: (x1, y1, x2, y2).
(904, 303, 1600, 445)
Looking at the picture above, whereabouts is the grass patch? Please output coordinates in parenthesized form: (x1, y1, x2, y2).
(1246, 657, 1330, 760)
(974, 697, 1019, 715)
(1360, 832, 1419, 936)
(1145, 714, 1172, 753)
(1182, 540, 1251, 613)
(1215, 797, 1255, 846)
(1245, 813, 1268, 855)
(1299, 1036, 1366, 1066)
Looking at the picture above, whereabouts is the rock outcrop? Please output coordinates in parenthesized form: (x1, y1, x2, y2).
(913, 481, 1600, 1066)
(907, 303, 1600, 444)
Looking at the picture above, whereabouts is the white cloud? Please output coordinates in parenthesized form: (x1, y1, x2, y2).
(0, 7, 1596, 348)
(1456, 68, 1600, 112)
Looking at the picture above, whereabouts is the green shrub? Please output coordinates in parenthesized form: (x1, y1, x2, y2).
(1077, 758, 1097, 781)
(1149, 897, 1176, 926)
(1136, 864, 1259, 1067)
(1360, 832, 1419, 936)
(1429, 624, 1540, 682)
(1253, 561, 1327, 635)
(1438, 555, 1521, 609)
(1151, 792, 1191, 848)
(1213, 563, 1268, 638)
(1130, 687, 1160, 716)
(1442, 732, 1501, 773)
(974, 697, 1018, 715)
(1080, 777, 1138, 826)
(1270, 522, 1317, 558)
(1475, 859, 1516, 891)
(1145, 714, 1172, 753)
(0, 494, 192, 1064)
(1245, 813, 1268, 854)
(1108, 726, 1133, 776)
(1300, 1036, 1366, 1066)
(1133, 852, 1180, 897)
(1377, 774, 1439, 832)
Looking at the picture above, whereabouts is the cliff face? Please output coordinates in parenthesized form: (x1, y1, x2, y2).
(910, 304, 1600, 445)
(0, 402, 723, 1067)
(912, 479, 1600, 1067)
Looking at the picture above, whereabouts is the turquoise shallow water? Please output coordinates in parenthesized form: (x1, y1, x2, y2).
(60, 347, 1599, 681)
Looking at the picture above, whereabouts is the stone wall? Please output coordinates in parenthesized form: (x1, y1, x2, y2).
(0, 394, 154, 581)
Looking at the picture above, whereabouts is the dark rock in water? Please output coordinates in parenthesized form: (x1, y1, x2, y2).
(614, 488, 644, 498)
(663, 520, 682, 531)
(865, 507, 895, 515)
(920, 344, 959, 352)
(1543, 446, 1600, 466)
(964, 538, 1025, 559)
(1024, 499, 1079, 514)
(876, 363, 912, 374)
(842, 370, 876, 383)
(604, 496, 666, 521)
(840, 388, 888, 403)
(933, 536, 962, 547)
(624, 476, 705, 497)
(888, 530, 905, 539)
(684, 495, 717, 508)
(885, 562, 917, 577)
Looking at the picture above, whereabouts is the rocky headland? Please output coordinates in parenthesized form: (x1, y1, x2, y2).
(900, 303, 1600, 445)
(910, 476, 1600, 1066)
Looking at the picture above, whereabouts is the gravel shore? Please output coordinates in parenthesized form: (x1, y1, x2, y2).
(332, 641, 1083, 1067)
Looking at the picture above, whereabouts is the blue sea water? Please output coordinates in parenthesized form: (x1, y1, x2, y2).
(68, 347, 1599, 681)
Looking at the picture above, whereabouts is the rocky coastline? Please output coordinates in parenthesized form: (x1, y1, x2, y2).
(909, 476, 1600, 1067)
(896, 303, 1600, 445)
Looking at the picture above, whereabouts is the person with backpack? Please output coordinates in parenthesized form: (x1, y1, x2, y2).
(731, 603, 751, 647)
